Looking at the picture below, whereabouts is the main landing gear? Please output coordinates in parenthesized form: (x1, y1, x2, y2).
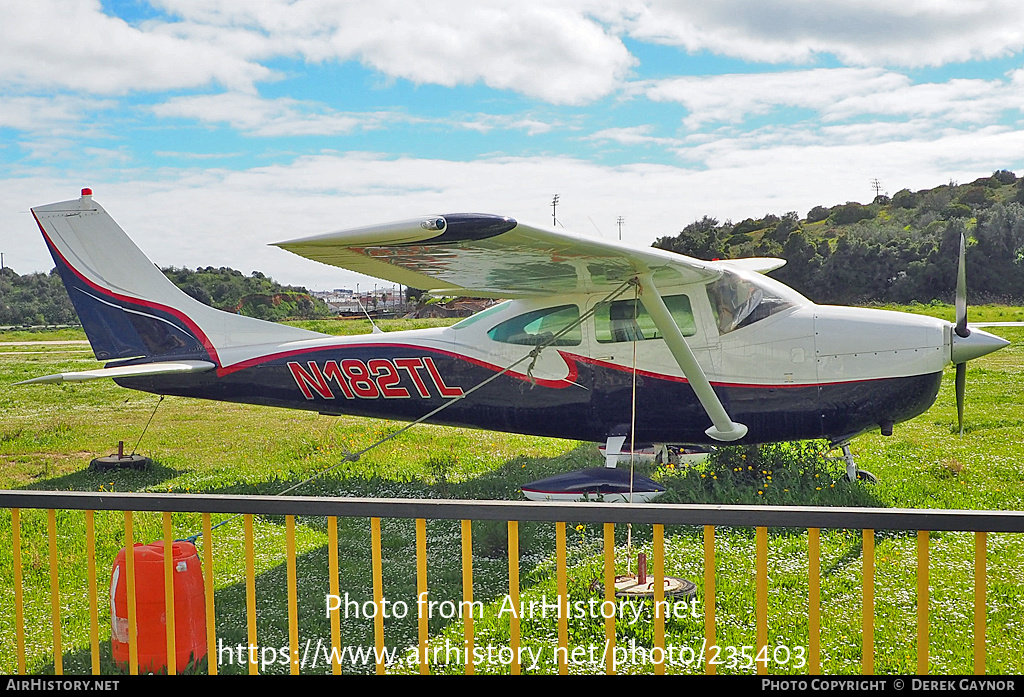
(828, 441, 878, 483)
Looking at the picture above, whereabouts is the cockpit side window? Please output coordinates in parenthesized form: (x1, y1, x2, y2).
(595, 295, 695, 343)
(707, 270, 796, 334)
(487, 304, 582, 346)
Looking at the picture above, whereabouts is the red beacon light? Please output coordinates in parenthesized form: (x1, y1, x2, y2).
(81, 188, 93, 196)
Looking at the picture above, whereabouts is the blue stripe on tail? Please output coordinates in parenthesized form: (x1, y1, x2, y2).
(43, 234, 210, 362)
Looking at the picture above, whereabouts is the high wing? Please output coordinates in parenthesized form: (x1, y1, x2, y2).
(274, 214, 782, 297)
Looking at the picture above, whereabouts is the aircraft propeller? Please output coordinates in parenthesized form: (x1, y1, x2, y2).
(954, 233, 969, 437)
(949, 232, 1010, 436)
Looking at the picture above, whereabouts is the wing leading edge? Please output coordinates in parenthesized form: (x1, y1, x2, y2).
(274, 215, 744, 298)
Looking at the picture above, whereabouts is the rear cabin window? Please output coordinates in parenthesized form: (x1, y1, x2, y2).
(595, 295, 696, 343)
(487, 304, 582, 346)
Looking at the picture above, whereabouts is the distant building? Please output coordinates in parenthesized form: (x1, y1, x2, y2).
(311, 287, 411, 315)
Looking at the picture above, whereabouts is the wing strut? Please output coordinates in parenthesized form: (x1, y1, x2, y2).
(636, 272, 748, 442)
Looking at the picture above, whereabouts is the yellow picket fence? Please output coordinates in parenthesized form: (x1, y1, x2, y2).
(2, 490, 1020, 675)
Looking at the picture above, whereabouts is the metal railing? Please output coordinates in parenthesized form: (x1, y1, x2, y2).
(2, 489, 1023, 676)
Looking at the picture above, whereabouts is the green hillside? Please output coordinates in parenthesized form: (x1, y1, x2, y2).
(654, 170, 1024, 304)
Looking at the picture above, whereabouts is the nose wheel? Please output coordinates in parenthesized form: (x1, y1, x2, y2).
(828, 442, 878, 483)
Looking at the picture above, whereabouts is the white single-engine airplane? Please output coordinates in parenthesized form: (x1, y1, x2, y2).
(22, 190, 1009, 483)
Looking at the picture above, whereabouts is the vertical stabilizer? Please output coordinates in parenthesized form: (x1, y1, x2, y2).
(32, 190, 326, 364)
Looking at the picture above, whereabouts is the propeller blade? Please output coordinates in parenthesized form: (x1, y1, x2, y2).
(955, 233, 970, 338)
(955, 361, 966, 436)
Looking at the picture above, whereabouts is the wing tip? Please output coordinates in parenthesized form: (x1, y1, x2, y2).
(717, 257, 787, 274)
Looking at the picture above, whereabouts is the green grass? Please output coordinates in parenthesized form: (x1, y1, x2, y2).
(0, 327, 87, 342)
(868, 302, 1024, 324)
(283, 317, 459, 336)
(2, 309, 1024, 675)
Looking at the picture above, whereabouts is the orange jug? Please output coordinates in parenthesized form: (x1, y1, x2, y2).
(110, 541, 207, 673)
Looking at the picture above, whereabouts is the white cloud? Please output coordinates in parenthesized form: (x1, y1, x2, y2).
(0, 1, 269, 94)
(6, 4, 1024, 294)
(644, 68, 905, 127)
(149, 0, 637, 104)
(614, 0, 1024, 67)
(455, 115, 559, 136)
(152, 93, 564, 138)
(0, 95, 115, 134)
(8, 130, 1024, 289)
(5, 1, 1024, 111)
(153, 151, 245, 160)
(585, 125, 683, 147)
(643, 68, 1024, 130)
(151, 93, 392, 136)
(823, 78, 1024, 124)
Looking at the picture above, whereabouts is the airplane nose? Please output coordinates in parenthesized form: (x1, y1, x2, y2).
(951, 327, 1010, 364)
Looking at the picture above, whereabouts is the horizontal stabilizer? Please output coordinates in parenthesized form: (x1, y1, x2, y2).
(16, 360, 215, 385)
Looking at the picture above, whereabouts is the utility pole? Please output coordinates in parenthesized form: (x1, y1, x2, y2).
(871, 178, 883, 198)
(551, 194, 559, 227)
(616, 216, 624, 241)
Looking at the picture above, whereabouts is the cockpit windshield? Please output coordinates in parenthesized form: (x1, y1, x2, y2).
(707, 269, 805, 334)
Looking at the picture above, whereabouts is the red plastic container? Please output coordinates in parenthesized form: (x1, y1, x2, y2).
(110, 541, 207, 673)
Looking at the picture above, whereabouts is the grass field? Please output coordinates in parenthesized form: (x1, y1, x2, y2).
(1, 306, 1023, 675)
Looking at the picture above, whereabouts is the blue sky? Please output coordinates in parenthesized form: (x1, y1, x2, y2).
(4, 1, 1024, 290)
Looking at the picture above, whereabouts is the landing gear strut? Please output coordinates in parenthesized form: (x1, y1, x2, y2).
(828, 441, 878, 483)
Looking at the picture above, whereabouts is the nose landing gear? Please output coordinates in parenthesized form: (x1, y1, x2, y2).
(828, 441, 878, 483)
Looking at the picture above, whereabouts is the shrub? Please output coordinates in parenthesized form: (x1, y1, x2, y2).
(831, 203, 876, 225)
(806, 205, 830, 223)
(993, 169, 1017, 185)
(655, 440, 877, 506)
(892, 189, 916, 209)
(732, 218, 762, 235)
(958, 186, 991, 206)
(941, 203, 972, 219)
(972, 176, 1001, 189)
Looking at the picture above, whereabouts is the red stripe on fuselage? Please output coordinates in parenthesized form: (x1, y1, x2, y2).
(218, 341, 898, 391)
(216, 342, 581, 388)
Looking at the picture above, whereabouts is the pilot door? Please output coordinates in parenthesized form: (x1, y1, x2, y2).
(586, 288, 721, 444)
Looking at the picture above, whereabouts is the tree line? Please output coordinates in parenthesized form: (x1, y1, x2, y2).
(0, 265, 331, 326)
(653, 170, 1024, 304)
